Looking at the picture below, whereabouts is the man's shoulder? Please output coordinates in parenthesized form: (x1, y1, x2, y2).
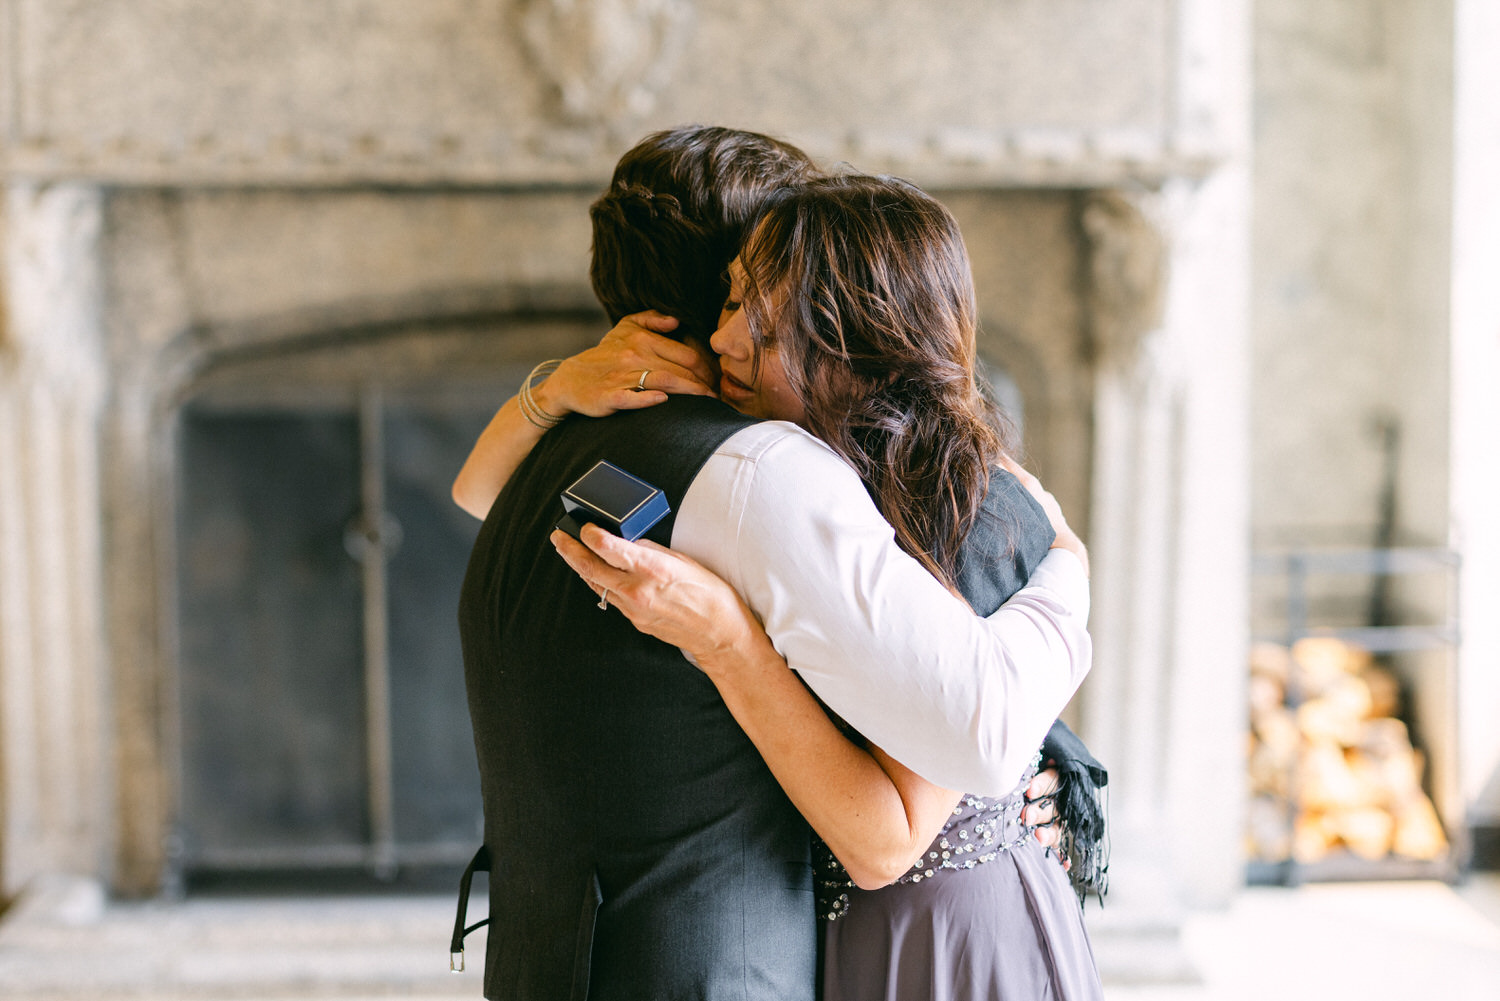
(572, 397, 832, 469)
(577, 394, 757, 437)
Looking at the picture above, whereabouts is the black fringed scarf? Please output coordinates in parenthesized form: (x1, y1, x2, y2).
(1040, 719, 1110, 904)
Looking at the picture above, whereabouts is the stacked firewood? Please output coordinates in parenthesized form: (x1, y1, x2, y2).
(1246, 637, 1447, 865)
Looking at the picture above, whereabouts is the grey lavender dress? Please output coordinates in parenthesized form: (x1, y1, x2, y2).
(817, 467, 1104, 1001)
(816, 761, 1103, 1000)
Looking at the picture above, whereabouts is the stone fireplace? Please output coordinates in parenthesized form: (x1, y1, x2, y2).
(2, 0, 1251, 978)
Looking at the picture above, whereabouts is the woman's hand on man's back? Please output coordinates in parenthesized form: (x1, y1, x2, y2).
(998, 455, 1089, 578)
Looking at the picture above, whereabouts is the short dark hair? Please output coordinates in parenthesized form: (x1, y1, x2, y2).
(589, 126, 817, 342)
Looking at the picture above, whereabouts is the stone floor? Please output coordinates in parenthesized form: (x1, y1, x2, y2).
(1109, 874, 1500, 1001)
(1, 873, 1497, 1000)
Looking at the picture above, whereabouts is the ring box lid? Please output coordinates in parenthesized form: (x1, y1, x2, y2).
(558, 460, 671, 542)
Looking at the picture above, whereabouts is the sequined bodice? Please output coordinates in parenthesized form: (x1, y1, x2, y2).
(815, 758, 1040, 921)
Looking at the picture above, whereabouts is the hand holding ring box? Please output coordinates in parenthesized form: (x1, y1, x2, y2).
(556, 461, 671, 542)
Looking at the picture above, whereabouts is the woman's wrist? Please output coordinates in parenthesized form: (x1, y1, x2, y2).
(529, 360, 575, 419)
(693, 613, 781, 688)
(530, 377, 567, 419)
(1049, 529, 1090, 578)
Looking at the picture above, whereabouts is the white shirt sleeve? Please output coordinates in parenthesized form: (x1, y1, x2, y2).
(670, 421, 1092, 797)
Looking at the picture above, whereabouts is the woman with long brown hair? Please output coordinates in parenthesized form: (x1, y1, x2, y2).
(556, 174, 1103, 1000)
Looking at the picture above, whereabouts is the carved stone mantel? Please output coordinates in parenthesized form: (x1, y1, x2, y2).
(1, 0, 1232, 190)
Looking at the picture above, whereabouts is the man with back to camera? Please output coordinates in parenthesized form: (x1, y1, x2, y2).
(450, 127, 1093, 1000)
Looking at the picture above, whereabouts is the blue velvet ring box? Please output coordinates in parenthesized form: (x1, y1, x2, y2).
(556, 460, 671, 542)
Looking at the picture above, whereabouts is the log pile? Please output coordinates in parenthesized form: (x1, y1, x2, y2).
(1246, 637, 1448, 866)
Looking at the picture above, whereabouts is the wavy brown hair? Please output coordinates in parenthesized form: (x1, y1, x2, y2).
(589, 126, 818, 343)
(738, 175, 1018, 585)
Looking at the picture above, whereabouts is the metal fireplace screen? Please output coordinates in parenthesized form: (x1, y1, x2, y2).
(174, 396, 491, 880)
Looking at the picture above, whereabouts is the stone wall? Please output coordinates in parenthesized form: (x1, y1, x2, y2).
(1252, 0, 1445, 552)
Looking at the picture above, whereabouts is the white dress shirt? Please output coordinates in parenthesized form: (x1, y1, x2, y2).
(670, 420, 1092, 798)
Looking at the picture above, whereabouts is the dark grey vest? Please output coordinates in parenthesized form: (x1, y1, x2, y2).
(458, 396, 815, 1001)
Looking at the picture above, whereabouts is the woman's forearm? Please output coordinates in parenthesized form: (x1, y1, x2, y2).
(456, 393, 558, 516)
(451, 394, 549, 519)
(696, 630, 960, 889)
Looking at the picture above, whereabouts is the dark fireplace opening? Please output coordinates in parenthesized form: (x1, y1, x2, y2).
(167, 315, 600, 893)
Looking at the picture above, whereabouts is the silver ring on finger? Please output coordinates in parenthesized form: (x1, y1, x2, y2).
(634, 369, 651, 392)
(597, 588, 610, 610)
